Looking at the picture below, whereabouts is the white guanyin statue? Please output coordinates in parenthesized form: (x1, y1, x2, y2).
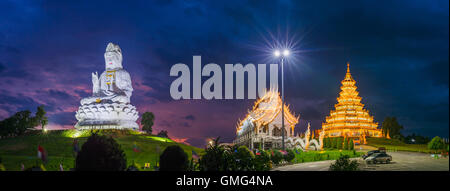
(75, 42, 139, 130)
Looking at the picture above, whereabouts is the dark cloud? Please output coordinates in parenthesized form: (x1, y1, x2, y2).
(185, 115, 196, 121)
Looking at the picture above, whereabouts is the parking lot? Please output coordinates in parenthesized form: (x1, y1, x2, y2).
(273, 151, 449, 171)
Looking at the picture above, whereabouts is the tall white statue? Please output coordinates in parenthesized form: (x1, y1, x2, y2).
(75, 43, 139, 130)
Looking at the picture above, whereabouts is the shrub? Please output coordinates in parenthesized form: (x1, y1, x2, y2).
(428, 136, 445, 152)
(199, 137, 227, 171)
(337, 137, 343, 150)
(343, 138, 349, 150)
(75, 133, 126, 171)
(126, 161, 141, 171)
(331, 138, 336, 149)
(329, 155, 359, 171)
(234, 146, 255, 171)
(159, 145, 188, 171)
(157, 130, 169, 138)
(349, 139, 354, 150)
(254, 150, 271, 171)
(271, 150, 283, 165)
(284, 149, 296, 162)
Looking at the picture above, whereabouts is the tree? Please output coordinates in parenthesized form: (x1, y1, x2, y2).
(343, 138, 349, 150)
(329, 155, 359, 171)
(157, 130, 169, 138)
(324, 138, 330, 148)
(34, 105, 48, 132)
(199, 137, 227, 171)
(141, 112, 155, 134)
(0, 110, 35, 137)
(337, 137, 343, 150)
(382, 117, 404, 139)
(159, 145, 188, 171)
(75, 133, 127, 171)
(331, 137, 336, 149)
(349, 139, 354, 150)
(428, 136, 445, 152)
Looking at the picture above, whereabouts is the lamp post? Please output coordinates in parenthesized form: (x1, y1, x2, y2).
(274, 49, 290, 150)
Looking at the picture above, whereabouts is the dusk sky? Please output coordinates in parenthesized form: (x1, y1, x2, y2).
(0, 0, 448, 147)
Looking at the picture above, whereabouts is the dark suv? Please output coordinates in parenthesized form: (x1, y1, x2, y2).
(362, 150, 381, 159)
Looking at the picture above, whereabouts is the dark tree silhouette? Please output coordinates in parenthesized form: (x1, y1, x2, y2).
(159, 145, 188, 171)
(75, 133, 127, 171)
(141, 112, 155, 134)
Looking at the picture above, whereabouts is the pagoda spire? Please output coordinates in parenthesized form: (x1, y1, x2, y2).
(345, 62, 352, 80)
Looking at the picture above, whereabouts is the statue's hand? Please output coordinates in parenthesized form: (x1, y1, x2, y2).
(92, 72, 99, 94)
(92, 72, 99, 84)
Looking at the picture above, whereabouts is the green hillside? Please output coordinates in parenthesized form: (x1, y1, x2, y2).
(0, 129, 204, 171)
(366, 137, 432, 153)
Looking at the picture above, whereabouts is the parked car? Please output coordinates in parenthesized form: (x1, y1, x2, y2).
(362, 150, 381, 159)
(365, 153, 392, 164)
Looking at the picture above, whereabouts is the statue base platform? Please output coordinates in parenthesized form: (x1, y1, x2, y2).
(75, 102, 139, 130)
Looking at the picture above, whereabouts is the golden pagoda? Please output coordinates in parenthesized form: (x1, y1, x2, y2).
(321, 63, 382, 143)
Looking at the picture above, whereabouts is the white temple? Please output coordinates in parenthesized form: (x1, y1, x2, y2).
(233, 89, 324, 150)
(75, 42, 139, 130)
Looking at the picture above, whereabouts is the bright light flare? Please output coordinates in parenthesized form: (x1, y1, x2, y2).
(283, 49, 290, 56)
(274, 50, 281, 57)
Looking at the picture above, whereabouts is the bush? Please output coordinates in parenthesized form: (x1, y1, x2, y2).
(199, 137, 227, 171)
(159, 145, 188, 171)
(235, 146, 255, 171)
(330, 138, 335, 148)
(329, 155, 359, 171)
(284, 149, 295, 162)
(75, 133, 126, 171)
(428, 136, 445, 152)
(337, 137, 343, 150)
(254, 150, 271, 171)
(349, 139, 354, 150)
(271, 150, 283, 165)
(126, 161, 141, 171)
(343, 138, 349, 150)
(157, 130, 169, 138)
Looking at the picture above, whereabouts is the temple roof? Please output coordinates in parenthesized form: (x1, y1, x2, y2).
(237, 89, 299, 135)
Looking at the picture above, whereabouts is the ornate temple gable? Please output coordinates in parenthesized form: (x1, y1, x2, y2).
(236, 89, 299, 136)
(321, 62, 382, 140)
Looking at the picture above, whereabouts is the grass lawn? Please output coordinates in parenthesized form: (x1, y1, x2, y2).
(292, 149, 363, 163)
(366, 137, 434, 153)
(0, 129, 203, 171)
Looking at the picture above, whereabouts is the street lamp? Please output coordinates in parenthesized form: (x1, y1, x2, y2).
(274, 49, 290, 150)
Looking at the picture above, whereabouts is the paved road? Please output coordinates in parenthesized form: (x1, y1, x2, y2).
(273, 151, 449, 171)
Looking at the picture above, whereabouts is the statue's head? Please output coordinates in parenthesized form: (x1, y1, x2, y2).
(104, 42, 123, 70)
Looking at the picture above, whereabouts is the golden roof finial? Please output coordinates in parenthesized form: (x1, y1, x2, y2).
(347, 62, 350, 73)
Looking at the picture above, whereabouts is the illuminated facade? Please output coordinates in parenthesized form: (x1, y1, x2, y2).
(233, 90, 299, 149)
(321, 63, 382, 143)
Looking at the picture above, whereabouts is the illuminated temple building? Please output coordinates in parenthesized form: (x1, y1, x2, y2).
(233, 90, 299, 149)
(321, 63, 382, 143)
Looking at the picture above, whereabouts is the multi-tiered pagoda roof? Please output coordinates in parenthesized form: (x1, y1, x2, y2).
(321, 63, 382, 139)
